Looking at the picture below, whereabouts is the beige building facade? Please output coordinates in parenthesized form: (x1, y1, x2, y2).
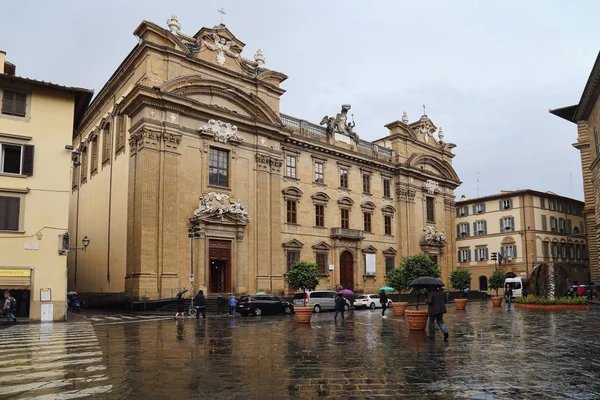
(0, 51, 92, 320)
(551, 51, 600, 282)
(455, 190, 588, 291)
(68, 17, 461, 302)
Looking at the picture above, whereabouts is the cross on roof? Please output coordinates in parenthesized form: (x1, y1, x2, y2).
(217, 7, 227, 24)
(422, 104, 426, 115)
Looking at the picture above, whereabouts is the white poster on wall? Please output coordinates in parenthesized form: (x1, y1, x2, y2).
(41, 304, 54, 322)
(365, 254, 376, 276)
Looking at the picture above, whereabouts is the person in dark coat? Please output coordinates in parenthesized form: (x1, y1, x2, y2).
(504, 284, 513, 308)
(175, 293, 186, 320)
(379, 290, 389, 319)
(217, 293, 225, 316)
(194, 290, 206, 320)
(334, 293, 346, 321)
(425, 285, 448, 341)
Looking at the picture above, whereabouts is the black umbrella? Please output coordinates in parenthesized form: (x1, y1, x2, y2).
(176, 289, 188, 297)
(410, 276, 444, 288)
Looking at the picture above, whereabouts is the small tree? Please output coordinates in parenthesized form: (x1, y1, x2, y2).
(285, 261, 320, 306)
(450, 268, 472, 298)
(389, 254, 441, 310)
(489, 270, 507, 297)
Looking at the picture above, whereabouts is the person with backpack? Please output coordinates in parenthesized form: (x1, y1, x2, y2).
(194, 290, 206, 320)
(228, 294, 237, 316)
(3, 291, 16, 323)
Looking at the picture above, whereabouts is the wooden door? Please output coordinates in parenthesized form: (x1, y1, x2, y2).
(209, 240, 231, 293)
(340, 251, 354, 290)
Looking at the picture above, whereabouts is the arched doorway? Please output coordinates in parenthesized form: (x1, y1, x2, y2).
(479, 276, 488, 291)
(340, 251, 354, 290)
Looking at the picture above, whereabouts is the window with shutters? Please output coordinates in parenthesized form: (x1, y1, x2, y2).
(501, 245, 517, 259)
(0, 143, 34, 176)
(575, 243, 581, 259)
(558, 218, 565, 233)
(362, 172, 371, 193)
(286, 250, 300, 272)
(286, 200, 297, 224)
(315, 204, 324, 227)
(0, 196, 20, 231)
(116, 115, 126, 152)
(549, 200, 556, 211)
(314, 162, 324, 184)
(541, 215, 547, 231)
(558, 202, 564, 212)
(363, 212, 372, 232)
(341, 208, 349, 229)
(473, 203, 485, 214)
(383, 178, 391, 198)
(457, 205, 468, 216)
(457, 223, 470, 238)
(102, 124, 111, 164)
(316, 252, 328, 275)
(209, 147, 229, 187)
(543, 241, 550, 258)
(90, 136, 98, 174)
(385, 256, 395, 275)
(80, 147, 88, 183)
(550, 217, 557, 232)
(501, 217, 514, 232)
(551, 242, 558, 258)
(458, 249, 471, 263)
(426, 196, 435, 222)
(540, 197, 545, 209)
(474, 220, 487, 235)
(286, 155, 296, 178)
(339, 167, 348, 189)
(501, 199, 512, 209)
(384, 215, 392, 235)
(476, 247, 488, 261)
(560, 243, 566, 259)
(1, 90, 27, 117)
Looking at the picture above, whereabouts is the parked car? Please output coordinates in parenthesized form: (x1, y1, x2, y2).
(353, 294, 393, 310)
(237, 295, 294, 316)
(293, 291, 351, 313)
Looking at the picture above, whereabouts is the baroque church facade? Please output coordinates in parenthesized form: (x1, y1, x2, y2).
(68, 16, 461, 300)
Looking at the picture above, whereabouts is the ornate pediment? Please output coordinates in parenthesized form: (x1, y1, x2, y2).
(282, 238, 304, 249)
(312, 241, 331, 251)
(423, 179, 439, 195)
(199, 119, 244, 143)
(190, 192, 250, 225)
(382, 247, 397, 255)
(361, 245, 378, 254)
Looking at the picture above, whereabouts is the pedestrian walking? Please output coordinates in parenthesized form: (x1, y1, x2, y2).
(425, 285, 448, 341)
(217, 293, 225, 316)
(334, 293, 346, 321)
(379, 289, 389, 319)
(194, 290, 206, 320)
(3, 291, 16, 323)
(504, 284, 513, 308)
(229, 294, 237, 316)
(175, 293, 186, 320)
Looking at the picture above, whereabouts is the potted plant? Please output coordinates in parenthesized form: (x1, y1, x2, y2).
(395, 254, 441, 330)
(385, 267, 409, 315)
(285, 261, 320, 323)
(449, 268, 472, 310)
(488, 270, 506, 307)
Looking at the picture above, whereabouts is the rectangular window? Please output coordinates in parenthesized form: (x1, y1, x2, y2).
(1, 90, 27, 117)
(116, 115, 126, 151)
(339, 167, 348, 189)
(476, 247, 488, 261)
(341, 208, 349, 229)
(474, 220, 487, 235)
(559, 218, 565, 233)
(363, 212, 372, 232)
(550, 217, 557, 232)
(286, 155, 296, 178)
(384, 215, 392, 235)
(458, 249, 471, 263)
(91, 136, 98, 173)
(540, 197, 545, 209)
(501, 245, 517, 259)
(473, 203, 485, 214)
(1, 143, 22, 174)
(541, 215, 547, 231)
(316, 252, 328, 275)
(314, 162, 324, 184)
(81, 148, 88, 181)
(575, 244, 581, 259)
(286, 200, 297, 224)
(0, 196, 20, 231)
(286, 250, 300, 272)
(558, 202, 564, 212)
(315, 204, 324, 227)
(543, 242, 549, 258)
(102, 125, 111, 163)
(500, 217, 515, 232)
(457, 223, 470, 238)
(501, 199, 513, 209)
(426, 196, 435, 222)
(362, 173, 370, 193)
(383, 178, 391, 198)
(457, 205, 468, 217)
(209, 147, 229, 187)
(549, 201, 555, 211)
(551, 243, 558, 258)
(385, 256, 395, 275)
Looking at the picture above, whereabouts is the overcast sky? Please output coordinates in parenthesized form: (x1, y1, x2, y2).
(3, 1, 598, 201)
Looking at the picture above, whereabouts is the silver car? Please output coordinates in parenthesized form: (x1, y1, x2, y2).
(293, 291, 350, 313)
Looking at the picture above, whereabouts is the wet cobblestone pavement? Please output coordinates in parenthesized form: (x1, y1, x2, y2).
(1, 302, 600, 399)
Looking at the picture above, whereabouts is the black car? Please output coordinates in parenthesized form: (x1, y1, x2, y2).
(237, 295, 294, 316)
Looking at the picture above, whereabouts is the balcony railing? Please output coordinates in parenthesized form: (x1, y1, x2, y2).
(331, 227, 364, 240)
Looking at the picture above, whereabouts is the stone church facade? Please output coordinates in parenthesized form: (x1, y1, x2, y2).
(68, 16, 461, 300)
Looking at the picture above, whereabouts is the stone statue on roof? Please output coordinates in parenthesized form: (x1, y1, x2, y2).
(320, 104, 359, 142)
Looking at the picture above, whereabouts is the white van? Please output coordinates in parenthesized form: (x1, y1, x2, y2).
(504, 277, 528, 298)
(293, 291, 350, 313)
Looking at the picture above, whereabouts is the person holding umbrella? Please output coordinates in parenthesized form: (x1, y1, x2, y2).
(175, 290, 187, 320)
(379, 289, 389, 319)
(425, 283, 448, 341)
(334, 292, 347, 322)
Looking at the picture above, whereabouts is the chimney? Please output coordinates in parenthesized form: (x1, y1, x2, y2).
(0, 51, 5, 74)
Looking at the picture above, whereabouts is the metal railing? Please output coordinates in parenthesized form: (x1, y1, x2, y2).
(330, 227, 365, 240)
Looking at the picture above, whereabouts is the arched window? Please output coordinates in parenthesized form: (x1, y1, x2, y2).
(479, 276, 488, 291)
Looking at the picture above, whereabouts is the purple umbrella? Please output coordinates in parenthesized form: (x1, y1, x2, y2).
(337, 289, 354, 295)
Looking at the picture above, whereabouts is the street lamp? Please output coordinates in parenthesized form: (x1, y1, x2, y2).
(68, 234, 91, 252)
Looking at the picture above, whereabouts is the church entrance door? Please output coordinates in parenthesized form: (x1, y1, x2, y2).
(209, 240, 231, 293)
(340, 251, 354, 290)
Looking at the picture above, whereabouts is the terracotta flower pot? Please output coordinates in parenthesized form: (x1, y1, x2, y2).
(294, 306, 313, 323)
(491, 296, 503, 307)
(392, 302, 408, 316)
(455, 298, 468, 310)
(405, 309, 428, 331)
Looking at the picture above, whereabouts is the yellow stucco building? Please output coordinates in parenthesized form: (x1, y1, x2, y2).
(0, 51, 92, 320)
(551, 51, 600, 283)
(455, 190, 588, 291)
(68, 16, 461, 303)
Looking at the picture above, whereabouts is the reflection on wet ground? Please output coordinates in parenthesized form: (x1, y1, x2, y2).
(2, 303, 600, 399)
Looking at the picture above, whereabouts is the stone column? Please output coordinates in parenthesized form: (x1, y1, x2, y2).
(255, 154, 272, 292)
(270, 157, 284, 293)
